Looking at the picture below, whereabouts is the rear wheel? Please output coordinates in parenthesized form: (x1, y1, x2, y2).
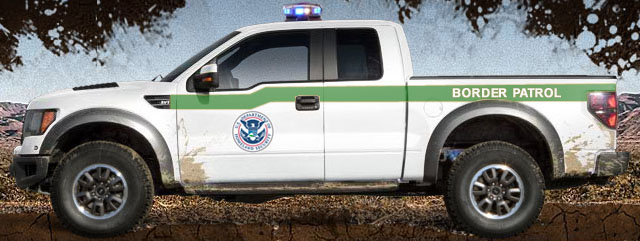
(51, 141, 154, 237)
(444, 141, 544, 238)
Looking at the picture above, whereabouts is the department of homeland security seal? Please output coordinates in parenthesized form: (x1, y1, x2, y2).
(233, 111, 274, 152)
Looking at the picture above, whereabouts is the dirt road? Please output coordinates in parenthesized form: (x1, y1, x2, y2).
(1, 198, 640, 241)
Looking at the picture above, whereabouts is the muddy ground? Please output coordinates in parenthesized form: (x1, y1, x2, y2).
(2, 127, 640, 240)
(2, 199, 640, 240)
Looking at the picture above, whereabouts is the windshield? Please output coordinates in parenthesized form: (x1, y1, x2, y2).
(160, 31, 240, 82)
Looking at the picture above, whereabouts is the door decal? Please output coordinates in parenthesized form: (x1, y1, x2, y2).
(233, 111, 274, 152)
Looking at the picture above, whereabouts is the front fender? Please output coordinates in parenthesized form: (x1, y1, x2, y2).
(40, 108, 177, 188)
(423, 100, 564, 183)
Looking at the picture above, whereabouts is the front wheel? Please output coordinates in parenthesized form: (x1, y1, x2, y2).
(50, 141, 154, 237)
(444, 141, 545, 238)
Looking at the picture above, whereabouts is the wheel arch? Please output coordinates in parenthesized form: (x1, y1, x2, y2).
(423, 100, 564, 184)
(40, 108, 178, 189)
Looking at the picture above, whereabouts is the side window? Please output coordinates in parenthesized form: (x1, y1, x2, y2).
(336, 29, 383, 80)
(216, 31, 310, 90)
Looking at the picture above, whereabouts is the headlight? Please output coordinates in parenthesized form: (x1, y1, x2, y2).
(23, 109, 57, 140)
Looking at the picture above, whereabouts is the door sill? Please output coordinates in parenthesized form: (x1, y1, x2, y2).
(183, 181, 399, 195)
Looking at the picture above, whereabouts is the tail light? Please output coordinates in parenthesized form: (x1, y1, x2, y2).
(587, 92, 617, 129)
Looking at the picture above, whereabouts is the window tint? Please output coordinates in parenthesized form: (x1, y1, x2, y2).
(336, 29, 383, 80)
(216, 31, 310, 89)
(162, 31, 239, 82)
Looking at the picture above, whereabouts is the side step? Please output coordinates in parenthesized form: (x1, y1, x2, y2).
(183, 181, 399, 195)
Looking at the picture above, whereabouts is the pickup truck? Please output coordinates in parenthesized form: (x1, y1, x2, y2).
(10, 5, 629, 238)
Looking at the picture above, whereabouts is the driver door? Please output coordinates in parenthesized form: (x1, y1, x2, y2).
(175, 30, 325, 184)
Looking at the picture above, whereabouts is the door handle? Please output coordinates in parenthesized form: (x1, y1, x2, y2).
(296, 96, 320, 111)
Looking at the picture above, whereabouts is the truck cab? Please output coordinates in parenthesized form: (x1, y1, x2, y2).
(173, 20, 410, 184)
(10, 5, 629, 238)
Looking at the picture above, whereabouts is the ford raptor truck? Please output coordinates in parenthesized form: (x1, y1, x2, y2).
(10, 4, 629, 238)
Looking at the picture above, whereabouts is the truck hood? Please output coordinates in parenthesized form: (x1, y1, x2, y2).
(27, 81, 177, 110)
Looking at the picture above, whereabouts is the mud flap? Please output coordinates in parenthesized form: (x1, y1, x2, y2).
(595, 152, 630, 177)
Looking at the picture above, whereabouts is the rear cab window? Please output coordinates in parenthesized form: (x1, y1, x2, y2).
(335, 28, 383, 80)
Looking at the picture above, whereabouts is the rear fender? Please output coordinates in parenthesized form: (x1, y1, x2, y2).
(423, 100, 564, 183)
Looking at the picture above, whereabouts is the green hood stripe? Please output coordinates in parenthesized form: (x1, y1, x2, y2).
(171, 84, 615, 110)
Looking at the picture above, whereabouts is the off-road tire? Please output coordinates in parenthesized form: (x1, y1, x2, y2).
(444, 141, 545, 238)
(50, 141, 154, 237)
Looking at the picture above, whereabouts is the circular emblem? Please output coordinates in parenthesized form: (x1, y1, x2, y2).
(233, 111, 274, 152)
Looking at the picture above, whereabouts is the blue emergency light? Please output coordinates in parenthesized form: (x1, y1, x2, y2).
(283, 3, 322, 21)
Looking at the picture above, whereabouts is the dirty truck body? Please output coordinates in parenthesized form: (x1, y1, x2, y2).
(10, 20, 629, 238)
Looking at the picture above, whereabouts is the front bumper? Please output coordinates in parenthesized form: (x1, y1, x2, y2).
(595, 151, 630, 177)
(9, 155, 50, 189)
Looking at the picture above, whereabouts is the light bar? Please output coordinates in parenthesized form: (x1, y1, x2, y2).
(283, 3, 322, 21)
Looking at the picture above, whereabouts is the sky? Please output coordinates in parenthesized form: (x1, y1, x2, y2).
(0, 0, 636, 103)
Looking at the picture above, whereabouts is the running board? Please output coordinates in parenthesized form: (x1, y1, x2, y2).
(183, 181, 399, 195)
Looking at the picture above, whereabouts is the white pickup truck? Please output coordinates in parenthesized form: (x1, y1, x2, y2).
(10, 5, 629, 238)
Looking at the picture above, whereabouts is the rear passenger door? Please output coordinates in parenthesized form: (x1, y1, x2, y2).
(322, 28, 407, 181)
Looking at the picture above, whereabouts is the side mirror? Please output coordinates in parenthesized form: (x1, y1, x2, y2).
(194, 64, 219, 91)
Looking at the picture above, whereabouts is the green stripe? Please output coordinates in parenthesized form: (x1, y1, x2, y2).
(172, 87, 322, 110)
(171, 84, 615, 110)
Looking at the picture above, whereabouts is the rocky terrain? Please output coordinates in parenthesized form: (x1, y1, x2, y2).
(0, 102, 25, 147)
(0, 102, 36, 203)
(1, 100, 640, 240)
